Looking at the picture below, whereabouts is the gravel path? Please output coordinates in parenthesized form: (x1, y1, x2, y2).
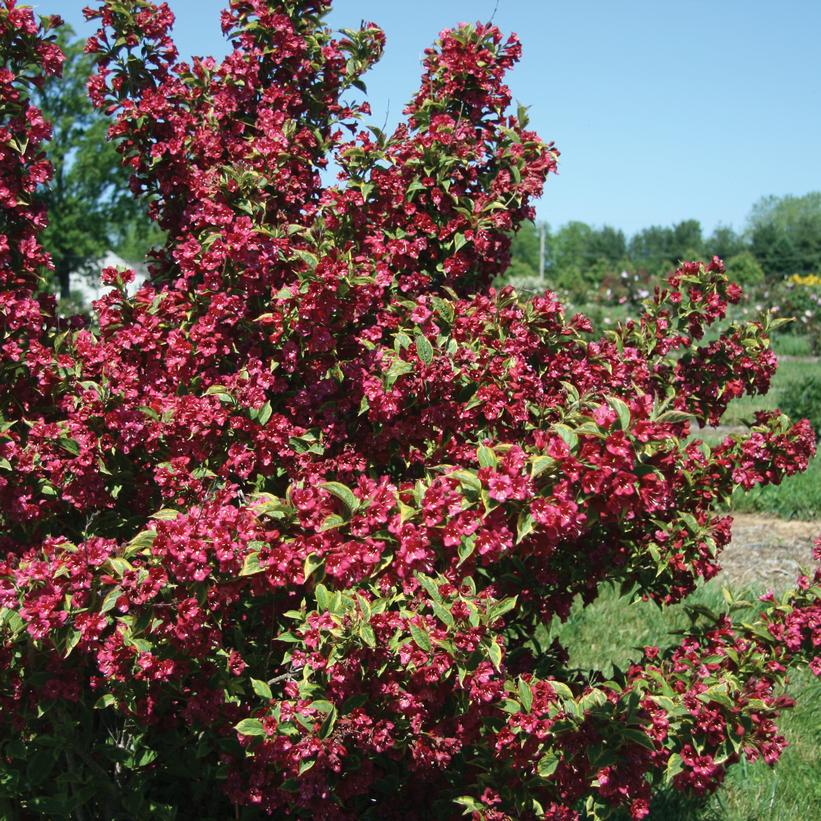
(718, 514, 818, 590)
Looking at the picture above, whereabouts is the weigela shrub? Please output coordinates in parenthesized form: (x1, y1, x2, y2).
(0, 1, 818, 818)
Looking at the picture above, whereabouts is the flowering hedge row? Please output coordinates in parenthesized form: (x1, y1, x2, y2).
(0, 1, 818, 818)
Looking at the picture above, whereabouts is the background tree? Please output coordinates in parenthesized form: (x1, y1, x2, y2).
(34, 28, 160, 298)
(748, 192, 821, 277)
(672, 218, 703, 260)
(628, 220, 705, 276)
(707, 224, 745, 261)
(507, 219, 546, 280)
(587, 223, 627, 267)
(506, 202, 821, 294)
(725, 249, 765, 286)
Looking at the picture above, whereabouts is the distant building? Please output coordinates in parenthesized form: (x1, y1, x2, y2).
(61, 251, 149, 307)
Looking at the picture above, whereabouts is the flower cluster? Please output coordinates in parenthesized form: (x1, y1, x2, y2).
(787, 273, 821, 288)
(0, 2, 818, 819)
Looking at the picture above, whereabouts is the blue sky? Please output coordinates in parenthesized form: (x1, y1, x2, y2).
(39, 0, 821, 236)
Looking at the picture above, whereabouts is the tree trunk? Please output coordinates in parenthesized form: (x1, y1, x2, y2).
(58, 262, 70, 300)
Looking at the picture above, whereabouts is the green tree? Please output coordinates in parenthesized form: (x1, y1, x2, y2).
(725, 250, 765, 286)
(551, 220, 591, 268)
(748, 192, 821, 277)
(672, 218, 703, 259)
(509, 220, 545, 277)
(628, 224, 673, 271)
(629, 220, 703, 274)
(707, 224, 745, 260)
(34, 29, 159, 298)
(588, 225, 626, 266)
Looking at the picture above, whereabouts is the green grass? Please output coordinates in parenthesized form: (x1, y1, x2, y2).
(691, 356, 821, 520)
(771, 333, 813, 358)
(729, 452, 821, 520)
(720, 357, 821, 429)
(548, 584, 821, 820)
(546, 583, 723, 675)
(707, 672, 821, 820)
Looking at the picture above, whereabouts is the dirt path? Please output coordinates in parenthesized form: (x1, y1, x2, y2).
(718, 514, 818, 590)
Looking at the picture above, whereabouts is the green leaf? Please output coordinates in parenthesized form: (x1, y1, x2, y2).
(409, 623, 431, 653)
(341, 693, 370, 713)
(64, 629, 81, 658)
(579, 688, 608, 711)
(150, 508, 180, 521)
(516, 510, 534, 544)
(319, 514, 345, 531)
(303, 553, 323, 580)
(457, 536, 476, 566)
(698, 685, 735, 709)
(298, 758, 316, 775)
(553, 424, 578, 451)
(621, 728, 656, 751)
(450, 469, 482, 494)
(26, 749, 57, 786)
(318, 707, 337, 739)
(240, 551, 263, 576)
(57, 437, 80, 456)
(488, 638, 503, 670)
(235, 718, 266, 736)
(454, 796, 485, 814)
(680, 512, 700, 533)
(415, 333, 434, 365)
(386, 358, 413, 387)
(94, 693, 117, 710)
(656, 409, 694, 424)
(394, 331, 412, 350)
(550, 681, 574, 700)
(320, 482, 359, 514)
(100, 586, 120, 613)
(560, 380, 579, 402)
(352, 593, 370, 622)
(518, 678, 533, 713)
(257, 401, 272, 426)
(398, 500, 416, 524)
(488, 596, 518, 623)
(608, 397, 631, 430)
(251, 679, 273, 700)
(294, 249, 318, 269)
(125, 530, 156, 555)
(106, 556, 132, 578)
(359, 623, 376, 647)
(204, 385, 234, 402)
(531, 455, 554, 478)
(315, 583, 331, 612)
(665, 752, 683, 784)
(416, 574, 442, 602)
(431, 601, 454, 628)
(0, 607, 23, 638)
(537, 752, 559, 778)
(477, 444, 497, 469)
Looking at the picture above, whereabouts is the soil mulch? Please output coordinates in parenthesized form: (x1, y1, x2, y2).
(718, 514, 818, 591)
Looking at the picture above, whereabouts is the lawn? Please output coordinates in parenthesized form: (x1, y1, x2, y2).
(547, 583, 821, 821)
(719, 356, 819, 429)
(709, 352, 821, 520)
(771, 333, 813, 358)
